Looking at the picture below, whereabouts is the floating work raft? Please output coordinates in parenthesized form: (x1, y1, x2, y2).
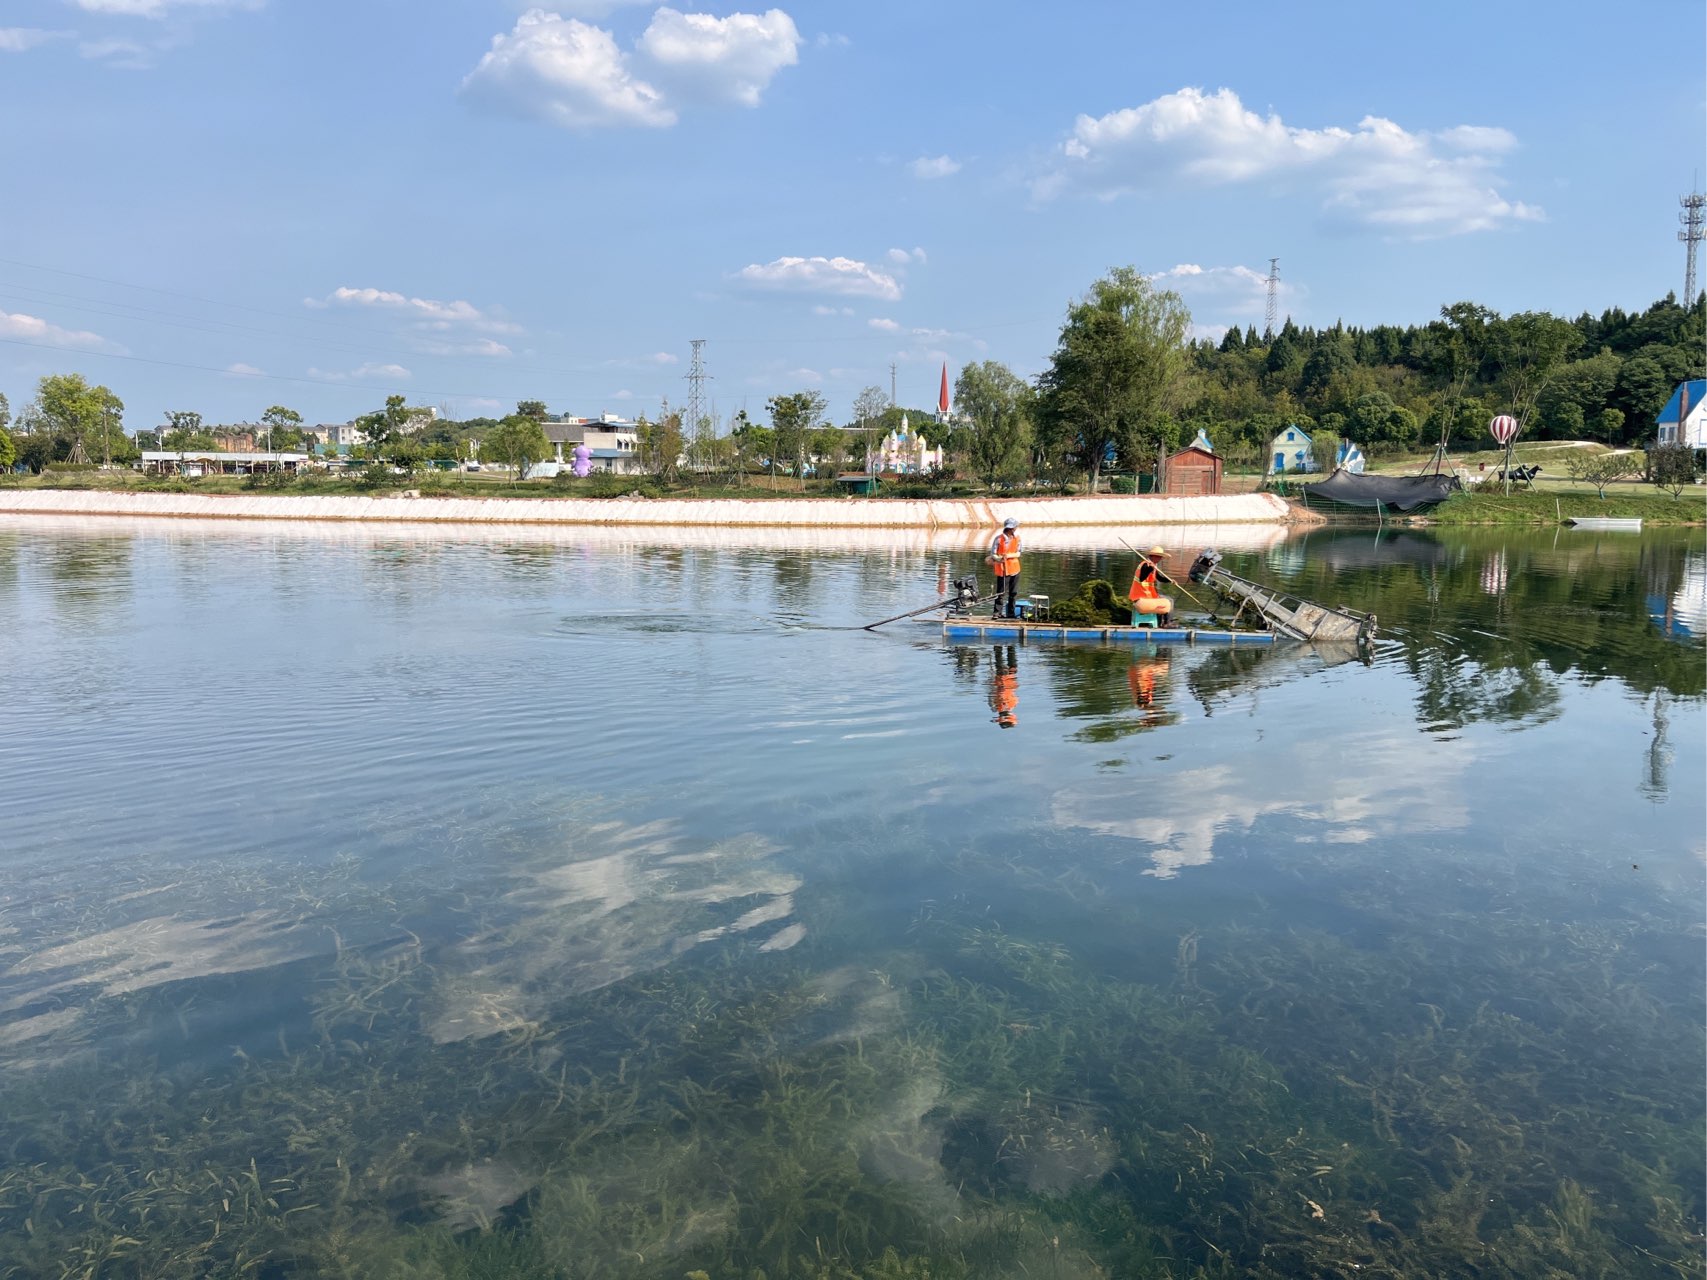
(941, 620, 1277, 645)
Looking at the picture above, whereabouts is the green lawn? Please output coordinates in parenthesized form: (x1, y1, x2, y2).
(1427, 484, 1705, 525)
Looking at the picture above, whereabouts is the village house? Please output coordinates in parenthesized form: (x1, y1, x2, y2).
(1160, 429, 1223, 496)
(1266, 424, 1317, 475)
(1655, 379, 1706, 449)
(541, 414, 644, 475)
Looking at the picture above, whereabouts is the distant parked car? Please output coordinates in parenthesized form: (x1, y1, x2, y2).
(463, 462, 483, 472)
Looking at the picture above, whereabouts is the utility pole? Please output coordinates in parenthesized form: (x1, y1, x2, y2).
(889, 362, 897, 408)
(1680, 192, 1705, 306)
(1263, 258, 1280, 341)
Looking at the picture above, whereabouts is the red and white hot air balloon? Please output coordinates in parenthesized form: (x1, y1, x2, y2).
(1489, 414, 1519, 445)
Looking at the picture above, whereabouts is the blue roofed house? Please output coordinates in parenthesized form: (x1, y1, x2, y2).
(1655, 379, 1706, 450)
(1266, 424, 1316, 475)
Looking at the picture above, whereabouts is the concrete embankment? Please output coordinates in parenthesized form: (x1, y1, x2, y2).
(0, 489, 1311, 527)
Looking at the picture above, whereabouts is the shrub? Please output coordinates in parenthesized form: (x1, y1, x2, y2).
(241, 469, 296, 491)
(1647, 443, 1701, 499)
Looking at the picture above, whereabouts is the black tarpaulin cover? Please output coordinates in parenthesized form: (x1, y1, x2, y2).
(1307, 469, 1460, 511)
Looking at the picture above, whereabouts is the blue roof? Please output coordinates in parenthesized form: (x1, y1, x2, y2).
(1656, 380, 1706, 425)
(1274, 424, 1312, 442)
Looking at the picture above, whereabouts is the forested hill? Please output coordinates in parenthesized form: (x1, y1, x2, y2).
(1179, 292, 1705, 462)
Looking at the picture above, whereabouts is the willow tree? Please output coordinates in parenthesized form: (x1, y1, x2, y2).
(1038, 267, 1191, 491)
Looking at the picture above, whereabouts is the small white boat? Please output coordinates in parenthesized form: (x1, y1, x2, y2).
(1565, 517, 1643, 532)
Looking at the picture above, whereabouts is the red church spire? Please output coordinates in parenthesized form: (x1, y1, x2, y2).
(938, 363, 950, 418)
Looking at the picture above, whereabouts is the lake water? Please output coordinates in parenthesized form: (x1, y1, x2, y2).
(2, 516, 1702, 1279)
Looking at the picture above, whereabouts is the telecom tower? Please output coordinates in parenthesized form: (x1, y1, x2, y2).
(1680, 193, 1705, 305)
(1263, 258, 1280, 340)
(684, 339, 710, 438)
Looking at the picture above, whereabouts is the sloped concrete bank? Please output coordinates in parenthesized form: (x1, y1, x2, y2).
(0, 489, 1311, 527)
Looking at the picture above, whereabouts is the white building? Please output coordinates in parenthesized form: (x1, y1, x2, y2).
(1656, 380, 1706, 448)
(543, 414, 644, 475)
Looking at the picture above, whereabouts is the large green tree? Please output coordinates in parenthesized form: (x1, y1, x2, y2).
(955, 360, 1033, 486)
(766, 390, 827, 487)
(1037, 267, 1191, 491)
(1489, 311, 1583, 432)
(33, 373, 125, 464)
(357, 395, 425, 466)
(481, 414, 552, 477)
(260, 405, 303, 452)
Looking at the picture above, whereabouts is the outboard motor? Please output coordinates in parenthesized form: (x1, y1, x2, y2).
(1188, 548, 1222, 584)
(950, 573, 980, 616)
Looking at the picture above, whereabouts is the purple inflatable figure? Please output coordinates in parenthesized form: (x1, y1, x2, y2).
(571, 444, 592, 477)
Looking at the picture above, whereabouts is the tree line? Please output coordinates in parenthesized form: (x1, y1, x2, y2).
(3, 274, 1701, 488)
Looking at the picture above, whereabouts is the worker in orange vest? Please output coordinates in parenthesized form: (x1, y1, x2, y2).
(986, 517, 1022, 619)
(988, 645, 1018, 728)
(1129, 545, 1173, 626)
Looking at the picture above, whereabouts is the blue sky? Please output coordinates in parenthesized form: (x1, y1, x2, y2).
(0, 0, 1701, 430)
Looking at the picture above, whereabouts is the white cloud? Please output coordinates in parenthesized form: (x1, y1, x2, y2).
(0, 307, 119, 352)
(310, 286, 522, 335)
(637, 7, 799, 107)
(812, 304, 854, 316)
(868, 317, 900, 331)
(885, 246, 927, 266)
(1148, 262, 1280, 308)
(308, 363, 412, 383)
(908, 155, 960, 180)
(78, 35, 170, 66)
(416, 337, 515, 358)
(611, 388, 635, 400)
(647, 350, 679, 364)
(461, 9, 674, 130)
(1038, 86, 1541, 237)
(0, 27, 68, 51)
(223, 362, 266, 376)
(734, 255, 902, 301)
(813, 31, 848, 48)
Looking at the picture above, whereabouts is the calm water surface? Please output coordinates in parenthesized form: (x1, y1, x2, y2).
(2, 516, 1702, 1279)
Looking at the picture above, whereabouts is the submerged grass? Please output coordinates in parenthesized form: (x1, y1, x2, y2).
(0, 820, 1700, 1280)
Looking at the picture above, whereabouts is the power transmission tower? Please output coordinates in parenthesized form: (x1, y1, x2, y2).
(684, 339, 710, 471)
(1263, 258, 1280, 340)
(1680, 193, 1705, 305)
(889, 362, 898, 407)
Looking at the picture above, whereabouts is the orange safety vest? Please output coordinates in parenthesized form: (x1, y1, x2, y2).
(992, 670, 1018, 725)
(991, 531, 1021, 577)
(1129, 559, 1161, 602)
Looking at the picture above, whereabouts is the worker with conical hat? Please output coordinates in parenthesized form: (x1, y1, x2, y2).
(1129, 544, 1173, 626)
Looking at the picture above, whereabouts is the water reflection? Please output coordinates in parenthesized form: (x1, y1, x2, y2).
(986, 645, 1019, 729)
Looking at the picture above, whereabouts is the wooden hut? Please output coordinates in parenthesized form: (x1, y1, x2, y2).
(1161, 430, 1223, 496)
